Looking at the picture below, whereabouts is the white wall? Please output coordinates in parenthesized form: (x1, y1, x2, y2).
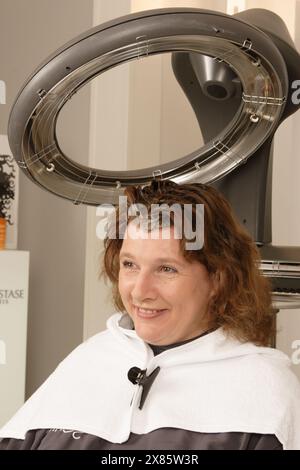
(83, 0, 131, 340)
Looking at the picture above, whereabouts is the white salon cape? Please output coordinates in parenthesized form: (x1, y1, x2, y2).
(0, 312, 300, 449)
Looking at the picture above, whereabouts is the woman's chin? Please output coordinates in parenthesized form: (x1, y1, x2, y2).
(134, 323, 164, 345)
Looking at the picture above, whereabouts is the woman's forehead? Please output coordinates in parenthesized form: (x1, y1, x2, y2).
(123, 224, 182, 245)
(120, 225, 184, 258)
(123, 221, 180, 239)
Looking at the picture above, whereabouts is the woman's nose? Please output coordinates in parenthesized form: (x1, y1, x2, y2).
(131, 271, 157, 303)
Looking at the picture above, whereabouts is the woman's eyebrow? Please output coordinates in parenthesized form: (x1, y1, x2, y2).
(119, 252, 184, 266)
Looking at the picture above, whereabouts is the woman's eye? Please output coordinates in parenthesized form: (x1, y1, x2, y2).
(160, 265, 177, 273)
(121, 261, 176, 273)
(122, 261, 134, 268)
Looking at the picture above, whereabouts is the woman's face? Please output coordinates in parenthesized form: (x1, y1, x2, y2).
(118, 223, 214, 346)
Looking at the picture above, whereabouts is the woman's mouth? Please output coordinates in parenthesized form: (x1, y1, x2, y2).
(134, 306, 168, 319)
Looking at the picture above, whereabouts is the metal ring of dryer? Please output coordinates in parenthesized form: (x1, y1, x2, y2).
(8, 8, 288, 205)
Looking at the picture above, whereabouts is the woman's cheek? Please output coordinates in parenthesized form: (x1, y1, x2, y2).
(119, 274, 134, 293)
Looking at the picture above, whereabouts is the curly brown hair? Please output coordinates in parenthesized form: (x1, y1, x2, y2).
(101, 180, 275, 347)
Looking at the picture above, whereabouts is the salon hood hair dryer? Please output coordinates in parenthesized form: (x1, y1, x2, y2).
(7, 7, 300, 308)
(171, 8, 300, 309)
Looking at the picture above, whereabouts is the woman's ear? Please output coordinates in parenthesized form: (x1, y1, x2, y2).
(209, 271, 220, 299)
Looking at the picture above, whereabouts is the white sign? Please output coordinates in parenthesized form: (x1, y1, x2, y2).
(0, 134, 19, 249)
(0, 250, 29, 427)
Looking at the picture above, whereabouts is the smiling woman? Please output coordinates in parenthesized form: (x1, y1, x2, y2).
(104, 180, 274, 347)
(1, 181, 300, 450)
(118, 223, 214, 346)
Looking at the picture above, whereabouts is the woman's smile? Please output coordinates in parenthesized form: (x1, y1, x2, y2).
(134, 305, 169, 319)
